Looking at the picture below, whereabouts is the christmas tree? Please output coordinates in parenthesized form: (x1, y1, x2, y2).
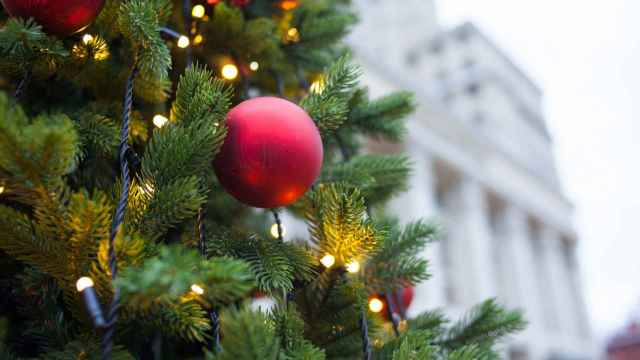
(0, 0, 526, 358)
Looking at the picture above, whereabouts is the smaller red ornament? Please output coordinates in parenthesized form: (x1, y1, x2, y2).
(213, 97, 323, 209)
(400, 287, 414, 309)
(1, 0, 105, 36)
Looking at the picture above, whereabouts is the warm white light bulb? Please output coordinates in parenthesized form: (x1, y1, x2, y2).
(191, 4, 206, 18)
(368, 298, 384, 313)
(249, 61, 259, 71)
(82, 34, 94, 44)
(0, 185, 4, 194)
(221, 63, 239, 80)
(177, 35, 190, 49)
(270, 223, 285, 238)
(345, 260, 360, 273)
(153, 114, 169, 128)
(320, 254, 335, 268)
(76, 277, 94, 292)
(191, 284, 205, 295)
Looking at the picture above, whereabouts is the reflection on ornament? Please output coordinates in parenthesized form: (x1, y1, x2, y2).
(221, 63, 239, 80)
(153, 114, 169, 128)
(369, 298, 384, 313)
(320, 254, 335, 268)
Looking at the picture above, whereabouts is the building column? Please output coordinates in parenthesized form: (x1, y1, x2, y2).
(448, 177, 496, 304)
(540, 227, 575, 346)
(499, 205, 545, 350)
(390, 148, 446, 317)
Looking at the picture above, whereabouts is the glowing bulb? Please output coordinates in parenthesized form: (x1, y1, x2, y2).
(285, 27, 300, 43)
(82, 34, 94, 44)
(76, 277, 94, 292)
(191, 4, 206, 18)
(153, 114, 169, 128)
(345, 260, 360, 273)
(270, 223, 285, 238)
(368, 298, 384, 313)
(320, 254, 335, 268)
(193, 34, 204, 45)
(221, 63, 239, 80)
(249, 61, 259, 71)
(0, 185, 4, 194)
(177, 35, 190, 49)
(191, 284, 205, 295)
(279, 0, 299, 10)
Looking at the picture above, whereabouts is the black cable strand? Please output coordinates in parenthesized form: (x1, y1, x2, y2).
(384, 292, 400, 336)
(271, 209, 284, 242)
(182, 0, 193, 67)
(197, 207, 221, 353)
(102, 63, 139, 360)
(13, 68, 32, 100)
(360, 306, 372, 360)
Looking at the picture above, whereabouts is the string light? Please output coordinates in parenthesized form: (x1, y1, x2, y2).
(82, 34, 94, 44)
(285, 27, 300, 43)
(0, 185, 4, 194)
(76, 277, 94, 292)
(345, 260, 360, 273)
(191, 284, 205, 295)
(153, 114, 169, 128)
(270, 223, 285, 238)
(177, 35, 190, 49)
(249, 61, 259, 71)
(76, 277, 106, 327)
(368, 297, 384, 313)
(193, 34, 204, 45)
(191, 4, 206, 18)
(221, 63, 239, 80)
(320, 254, 335, 268)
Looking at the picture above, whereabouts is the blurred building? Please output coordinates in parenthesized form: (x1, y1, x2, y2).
(348, 1, 596, 359)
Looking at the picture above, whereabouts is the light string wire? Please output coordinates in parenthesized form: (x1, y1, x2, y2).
(182, 2, 222, 352)
(102, 60, 139, 360)
(13, 67, 32, 101)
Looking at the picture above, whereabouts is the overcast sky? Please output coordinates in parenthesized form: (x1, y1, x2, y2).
(435, 0, 640, 339)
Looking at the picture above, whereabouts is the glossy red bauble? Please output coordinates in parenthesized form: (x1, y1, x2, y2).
(1, 0, 105, 36)
(213, 97, 323, 209)
(400, 287, 414, 309)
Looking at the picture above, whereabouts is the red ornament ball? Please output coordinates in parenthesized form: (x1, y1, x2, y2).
(213, 97, 323, 209)
(400, 287, 414, 309)
(1, 0, 105, 36)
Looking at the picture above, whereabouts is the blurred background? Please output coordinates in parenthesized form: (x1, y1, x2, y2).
(344, 1, 639, 359)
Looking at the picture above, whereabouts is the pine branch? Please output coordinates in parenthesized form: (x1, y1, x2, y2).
(214, 307, 281, 360)
(301, 55, 361, 136)
(303, 184, 378, 265)
(438, 299, 527, 350)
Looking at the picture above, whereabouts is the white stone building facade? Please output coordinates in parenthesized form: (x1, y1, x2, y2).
(347, 1, 596, 359)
